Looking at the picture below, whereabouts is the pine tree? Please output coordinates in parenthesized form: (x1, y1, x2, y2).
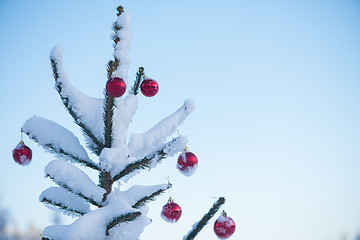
(20, 5, 229, 240)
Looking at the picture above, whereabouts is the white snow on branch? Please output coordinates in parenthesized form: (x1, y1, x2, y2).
(50, 46, 105, 145)
(42, 192, 139, 240)
(112, 94, 138, 148)
(45, 160, 106, 204)
(109, 136, 187, 181)
(22, 115, 90, 162)
(162, 135, 188, 157)
(99, 146, 130, 173)
(40, 187, 91, 216)
(106, 206, 151, 240)
(114, 12, 131, 82)
(122, 184, 169, 207)
(127, 99, 195, 157)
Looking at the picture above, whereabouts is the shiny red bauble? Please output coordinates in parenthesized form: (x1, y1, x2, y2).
(140, 78, 159, 97)
(177, 151, 198, 176)
(214, 211, 236, 239)
(161, 198, 182, 223)
(12, 141, 32, 166)
(106, 77, 126, 98)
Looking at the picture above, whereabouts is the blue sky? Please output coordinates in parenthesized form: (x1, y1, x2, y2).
(0, 0, 360, 239)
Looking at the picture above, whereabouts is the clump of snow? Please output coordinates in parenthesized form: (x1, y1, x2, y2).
(120, 184, 169, 206)
(50, 46, 105, 147)
(177, 163, 198, 177)
(114, 12, 131, 82)
(106, 206, 151, 240)
(99, 146, 130, 173)
(112, 94, 138, 148)
(40, 187, 91, 217)
(42, 191, 142, 240)
(127, 99, 194, 157)
(50, 45, 62, 61)
(22, 115, 90, 162)
(163, 136, 188, 157)
(184, 98, 195, 113)
(45, 160, 106, 204)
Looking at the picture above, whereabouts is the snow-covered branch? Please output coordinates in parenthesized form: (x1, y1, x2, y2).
(40, 187, 91, 217)
(121, 184, 171, 208)
(45, 160, 106, 207)
(113, 9, 131, 81)
(42, 191, 141, 240)
(112, 136, 187, 181)
(22, 115, 101, 170)
(127, 99, 195, 157)
(50, 46, 105, 155)
(183, 197, 225, 240)
(105, 212, 141, 236)
(112, 94, 138, 148)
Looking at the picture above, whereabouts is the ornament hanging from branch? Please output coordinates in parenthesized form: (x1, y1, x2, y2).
(140, 77, 159, 97)
(177, 147, 198, 176)
(161, 197, 182, 223)
(12, 139, 32, 166)
(106, 76, 126, 98)
(213, 210, 236, 239)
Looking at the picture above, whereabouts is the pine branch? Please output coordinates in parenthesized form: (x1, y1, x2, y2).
(101, 72, 115, 198)
(113, 5, 124, 64)
(105, 212, 141, 236)
(131, 67, 144, 95)
(100, 5, 125, 199)
(103, 93, 114, 149)
(46, 174, 103, 208)
(113, 136, 185, 181)
(22, 129, 101, 171)
(113, 149, 166, 182)
(50, 59, 104, 155)
(184, 197, 226, 240)
(41, 197, 87, 216)
(132, 183, 171, 209)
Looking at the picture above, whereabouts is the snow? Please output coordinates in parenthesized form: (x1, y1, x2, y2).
(45, 160, 106, 204)
(50, 46, 105, 148)
(177, 162, 198, 177)
(112, 94, 138, 148)
(99, 146, 130, 173)
(42, 191, 144, 240)
(106, 206, 151, 240)
(114, 12, 131, 82)
(127, 99, 195, 157)
(22, 115, 91, 163)
(120, 184, 169, 206)
(162, 136, 188, 157)
(40, 187, 91, 216)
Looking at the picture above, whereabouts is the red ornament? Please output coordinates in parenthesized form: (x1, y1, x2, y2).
(140, 78, 159, 97)
(106, 77, 126, 98)
(177, 150, 198, 176)
(161, 198, 182, 223)
(214, 211, 236, 239)
(12, 141, 32, 166)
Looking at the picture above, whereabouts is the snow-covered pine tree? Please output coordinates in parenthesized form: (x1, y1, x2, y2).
(20, 5, 228, 240)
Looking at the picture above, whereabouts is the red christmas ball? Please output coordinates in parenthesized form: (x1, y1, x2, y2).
(214, 212, 236, 239)
(12, 141, 32, 166)
(161, 198, 182, 223)
(106, 77, 126, 98)
(140, 78, 159, 97)
(177, 151, 198, 176)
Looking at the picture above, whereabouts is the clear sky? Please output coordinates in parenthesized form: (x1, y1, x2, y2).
(1, 0, 360, 239)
